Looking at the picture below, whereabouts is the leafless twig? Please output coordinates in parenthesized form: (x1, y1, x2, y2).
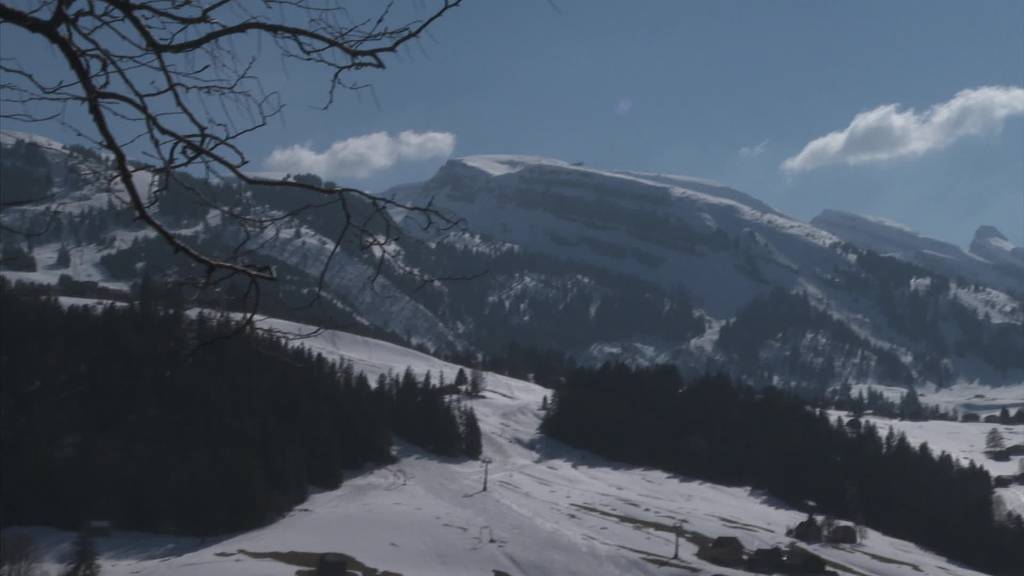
(1, 0, 465, 320)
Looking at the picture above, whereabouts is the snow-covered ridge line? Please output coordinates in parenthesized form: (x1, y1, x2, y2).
(436, 152, 843, 270)
(451, 157, 795, 239)
(814, 209, 1024, 294)
(455, 154, 576, 176)
(814, 209, 978, 261)
(251, 315, 465, 382)
(0, 130, 66, 151)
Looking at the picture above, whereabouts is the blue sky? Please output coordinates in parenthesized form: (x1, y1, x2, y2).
(4, 0, 1023, 246)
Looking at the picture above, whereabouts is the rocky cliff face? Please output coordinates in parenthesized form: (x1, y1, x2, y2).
(971, 225, 1024, 279)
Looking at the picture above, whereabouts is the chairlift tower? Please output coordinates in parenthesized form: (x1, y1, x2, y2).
(481, 456, 492, 492)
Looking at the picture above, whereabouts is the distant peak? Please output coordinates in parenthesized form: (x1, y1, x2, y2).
(970, 225, 1021, 268)
(974, 225, 1008, 242)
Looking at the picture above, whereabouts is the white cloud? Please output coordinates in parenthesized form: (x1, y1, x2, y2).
(738, 140, 768, 159)
(615, 97, 633, 116)
(265, 130, 456, 179)
(782, 86, 1024, 174)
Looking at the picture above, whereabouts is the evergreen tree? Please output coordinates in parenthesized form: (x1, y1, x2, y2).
(0, 280, 394, 535)
(381, 367, 473, 457)
(55, 244, 71, 268)
(461, 405, 482, 459)
(135, 269, 158, 317)
(851, 390, 866, 416)
(899, 387, 923, 421)
(454, 368, 468, 391)
(986, 428, 1006, 451)
(469, 367, 485, 397)
(0, 243, 36, 272)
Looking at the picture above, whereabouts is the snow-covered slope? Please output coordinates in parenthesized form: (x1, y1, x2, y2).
(813, 210, 969, 261)
(813, 210, 1023, 294)
(5, 320, 998, 576)
(399, 155, 844, 318)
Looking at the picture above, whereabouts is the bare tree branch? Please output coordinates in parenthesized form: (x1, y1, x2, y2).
(0, 0, 464, 307)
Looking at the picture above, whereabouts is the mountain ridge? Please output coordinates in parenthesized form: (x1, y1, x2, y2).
(2, 131, 1021, 391)
(812, 209, 1023, 294)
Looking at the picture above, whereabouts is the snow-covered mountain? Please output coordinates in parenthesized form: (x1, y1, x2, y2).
(812, 209, 1024, 295)
(2, 134, 1023, 391)
(392, 155, 1023, 387)
(395, 155, 841, 317)
(971, 225, 1024, 279)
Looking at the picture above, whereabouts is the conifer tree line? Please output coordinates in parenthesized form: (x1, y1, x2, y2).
(0, 140, 53, 205)
(717, 289, 913, 390)
(377, 367, 483, 459)
(541, 363, 1024, 576)
(828, 383, 959, 421)
(0, 280, 481, 536)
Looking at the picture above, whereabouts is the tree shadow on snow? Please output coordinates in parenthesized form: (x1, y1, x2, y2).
(2, 525, 236, 563)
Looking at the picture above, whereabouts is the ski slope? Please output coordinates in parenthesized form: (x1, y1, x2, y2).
(6, 321, 998, 576)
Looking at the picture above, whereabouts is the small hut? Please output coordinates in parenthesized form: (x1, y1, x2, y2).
(1004, 444, 1024, 457)
(697, 536, 744, 566)
(826, 524, 858, 544)
(994, 473, 1024, 488)
(789, 515, 823, 544)
(746, 547, 785, 573)
(985, 449, 1010, 462)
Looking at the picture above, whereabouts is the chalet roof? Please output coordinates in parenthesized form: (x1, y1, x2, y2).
(711, 536, 743, 548)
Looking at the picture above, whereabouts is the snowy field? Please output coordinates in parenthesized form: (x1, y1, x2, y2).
(922, 382, 1024, 416)
(1, 241, 134, 293)
(5, 322, 1000, 576)
(850, 382, 1024, 417)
